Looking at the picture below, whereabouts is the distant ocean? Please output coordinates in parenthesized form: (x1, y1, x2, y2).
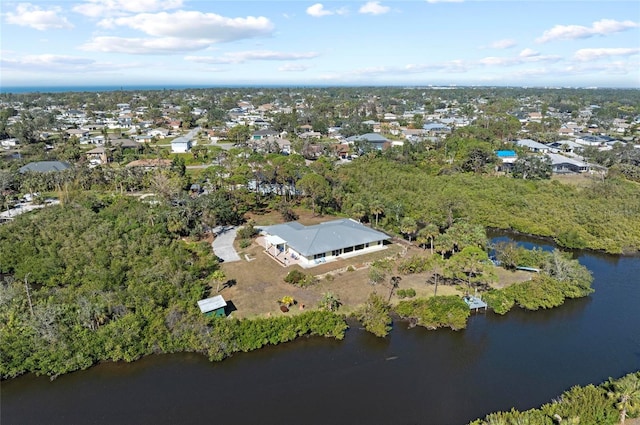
(0, 85, 236, 94)
(0, 83, 338, 94)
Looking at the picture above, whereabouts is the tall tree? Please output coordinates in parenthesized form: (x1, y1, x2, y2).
(369, 199, 385, 227)
(608, 372, 640, 424)
(400, 217, 418, 242)
(297, 173, 330, 215)
(418, 223, 439, 254)
(512, 155, 552, 180)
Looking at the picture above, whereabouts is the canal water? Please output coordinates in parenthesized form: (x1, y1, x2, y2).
(2, 237, 640, 425)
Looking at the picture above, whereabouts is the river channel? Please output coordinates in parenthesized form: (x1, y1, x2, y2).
(2, 236, 640, 425)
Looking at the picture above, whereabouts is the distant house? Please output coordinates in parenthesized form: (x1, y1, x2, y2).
(148, 128, 170, 139)
(85, 146, 112, 164)
(495, 150, 518, 172)
(252, 128, 279, 140)
(260, 219, 390, 268)
(110, 139, 141, 151)
(18, 161, 71, 174)
(197, 295, 227, 317)
(171, 137, 192, 153)
(548, 140, 583, 153)
(423, 123, 451, 134)
(515, 139, 550, 153)
(402, 129, 428, 142)
(345, 133, 389, 150)
(66, 129, 89, 138)
(546, 153, 590, 173)
(298, 131, 322, 139)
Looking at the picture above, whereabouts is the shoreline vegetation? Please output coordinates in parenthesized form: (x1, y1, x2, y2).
(1, 88, 639, 424)
(1, 196, 596, 380)
(469, 371, 640, 425)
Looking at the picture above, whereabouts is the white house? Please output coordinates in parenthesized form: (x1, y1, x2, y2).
(171, 137, 192, 153)
(515, 139, 551, 153)
(260, 219, 390, 268)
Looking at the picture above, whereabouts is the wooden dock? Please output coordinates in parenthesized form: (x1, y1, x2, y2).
(463, 295, 488, 311)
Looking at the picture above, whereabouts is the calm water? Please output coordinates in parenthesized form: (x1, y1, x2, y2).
(2, 238, 639, 425)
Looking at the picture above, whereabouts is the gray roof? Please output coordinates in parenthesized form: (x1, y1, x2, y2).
(516, 139, 550, 151)
(546, 153, 589, 167)
(346, 133, 389, 143)
(18, 161, 71, 173)
(261, 219, 390, 257)
(197, 295, 227, 313)
(171, 137, 191, 145)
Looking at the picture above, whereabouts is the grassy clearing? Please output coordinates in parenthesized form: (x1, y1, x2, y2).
(219, 210, 532, 318)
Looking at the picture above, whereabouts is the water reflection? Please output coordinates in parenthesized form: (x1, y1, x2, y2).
(3, 235, 640, 425)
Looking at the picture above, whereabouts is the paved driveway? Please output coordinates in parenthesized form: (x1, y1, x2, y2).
(212, 226, 241, 262)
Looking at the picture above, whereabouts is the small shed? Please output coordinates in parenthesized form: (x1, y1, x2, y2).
(197, 295, 227, 317)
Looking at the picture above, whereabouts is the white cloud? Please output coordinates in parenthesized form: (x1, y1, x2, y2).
(536, 19, 639, 43)
(278, 64, 310, 72)
(573, 47, 640, 62)
(347, 60, 470, 77)
(307, 3, 333, 17)
(306, 3, 348, 17)
(185, 50, 319, 64)
(519, 48, 540, 58)
(101, 11, 273, 42)
(562, 60, 639, 77)
(72, 0, 183, 18)
(0, 54, 137, 72)
(80, 36, 213, 54)
(5, 3, 73, 30)
(479, 52, 560, 67)
(359, 2, 390, 15)
(489, 39, 517, 49)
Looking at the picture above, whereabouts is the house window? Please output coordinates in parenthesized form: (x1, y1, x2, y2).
(332, 249, 342, 257)
(314, 253, 326, 260)
(355, 244, 365, 251)
(344, 246, 354, 253)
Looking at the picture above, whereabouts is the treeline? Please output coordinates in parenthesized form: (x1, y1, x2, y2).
(0, 198, 346, 379)
(337, 158, 640, 254)
(469, 370, 640, 425)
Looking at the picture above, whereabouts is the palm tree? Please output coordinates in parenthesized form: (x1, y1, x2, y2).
(434, 232, 454, 259)
(211, 270, 227, 293)
(370, 199, 385, 227)
(400, 217, 417, 242)
(351, 202, 367, 222)
(318, 292, 341, 312)
(388, 276, 401, 302)
(608, 372, 640, 424)
(418, 223, 439, 254)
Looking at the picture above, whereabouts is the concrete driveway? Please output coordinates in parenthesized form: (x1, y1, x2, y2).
(212, 226, 241, 262)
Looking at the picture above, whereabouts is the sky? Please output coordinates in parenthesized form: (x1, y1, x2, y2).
(1, 0, 639, 88)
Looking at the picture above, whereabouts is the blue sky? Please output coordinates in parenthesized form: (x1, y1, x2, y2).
(1, 0, 639, 88)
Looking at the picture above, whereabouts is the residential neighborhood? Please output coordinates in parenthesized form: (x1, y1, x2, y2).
(2, 87, 638, 188)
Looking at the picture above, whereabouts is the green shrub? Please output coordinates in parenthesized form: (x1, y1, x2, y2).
(357, 293, 392, 337)
(397, 255, 432, 274)
(396, 288, 416, 299)
(395, 296, 470, 330)
(283, 269, 316, 287)
(483, 289, 515, 315)
(239, 238, 251, 249)
(237, 222, 259, 239)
